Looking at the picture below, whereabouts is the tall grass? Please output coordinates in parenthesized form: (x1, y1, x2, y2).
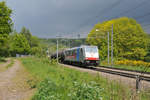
(0, 57, 6, 63)
(101, 60, 150, 72)
(6, 58, 14, 68)
(0, 58, 14, 72)
(20, 57, 150, 100)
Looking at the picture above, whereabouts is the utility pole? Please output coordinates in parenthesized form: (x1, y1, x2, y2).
(69, 39, 71, 48)
(111, 24, 113, 67)
(108, 31, 109, 65)
(57, 38, 59, 63)
(78, 34, 80, 39)
(56, 34, 61, 63)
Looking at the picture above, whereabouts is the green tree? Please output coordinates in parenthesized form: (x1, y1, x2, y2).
(20, 26, 32, 46)
(144, 34, 150, 61)
(9, 34, 30, 56)
(87, 17, 148, 60)
(30, 36, 40, 47)
(0, 1, 13, 56)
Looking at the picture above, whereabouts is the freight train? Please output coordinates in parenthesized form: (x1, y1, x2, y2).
(51, 45, 100, 66)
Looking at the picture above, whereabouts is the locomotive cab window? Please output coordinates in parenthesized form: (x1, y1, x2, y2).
(85, 47, 98, 53)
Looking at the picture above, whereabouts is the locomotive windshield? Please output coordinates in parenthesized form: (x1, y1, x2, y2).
(85, 46, 98, 53)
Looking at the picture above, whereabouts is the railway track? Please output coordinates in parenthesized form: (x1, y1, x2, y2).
(99, 66, 150, 74)
(62, 64, 150, 82)
(94, 67, 150, 82)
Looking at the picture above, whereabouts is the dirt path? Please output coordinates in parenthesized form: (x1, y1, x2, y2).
(0, 58, 11, 72)
(0, 60, 34, 100)
(0, 59, 10, 67)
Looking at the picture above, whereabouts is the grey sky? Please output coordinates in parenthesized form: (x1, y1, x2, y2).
(2, 0, 150, 38)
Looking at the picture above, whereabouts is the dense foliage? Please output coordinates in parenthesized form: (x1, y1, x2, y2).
(9, 27, 47, 57)
(21, 57, 142, 100)
(33, 78, 103, 100)
(87, 17, 148, 60)
(0, 1, 48, 57)
(9, 33, 30, 56)
(115, 60, 150, 69)
(0, 1, 13, 56)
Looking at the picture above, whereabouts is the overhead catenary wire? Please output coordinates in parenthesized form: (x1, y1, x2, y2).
(107, 0, 150, 20)
(79, 0, 150, 31)
(79, 0, 124, 29)
(134, 12, 150, 20)
(68, 0, 150, 38)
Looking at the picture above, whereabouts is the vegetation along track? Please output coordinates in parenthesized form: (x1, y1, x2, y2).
(100, 66, 150, 74)
(96, 66, 150, 82)
(63, 64, 150, 82)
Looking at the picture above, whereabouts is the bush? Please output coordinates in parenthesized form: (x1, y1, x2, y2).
(115, 59, 150, 67)
(70, 81, 103, 100)
(144, 56, 150, 62)
(39, 57, 57, 65)
(32, 78, 103, 100)
(32, 78, 62, 100)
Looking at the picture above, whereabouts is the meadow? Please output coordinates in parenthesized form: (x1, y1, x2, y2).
(0, 58, 14, 72)
(20, 57, 150, 100)
(101, 59, 150, 72)
(0, 57, 6, 64)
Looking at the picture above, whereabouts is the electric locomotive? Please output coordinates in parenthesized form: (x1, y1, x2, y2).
(51, 45, 99, 66)
(63, 45, 99, 66)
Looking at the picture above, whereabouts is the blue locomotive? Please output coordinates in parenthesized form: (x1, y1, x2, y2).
(51, 45, 100, 66)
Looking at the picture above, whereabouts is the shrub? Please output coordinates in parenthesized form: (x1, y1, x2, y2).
(115, 60, 150, 67)
(32, 78, 62, 100)
(144, 56, 150, 62)
(32, 78, 103, 100)
(69, 81, 103, 100)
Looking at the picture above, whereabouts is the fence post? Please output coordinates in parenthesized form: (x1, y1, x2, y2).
(136, 75, 141, 93)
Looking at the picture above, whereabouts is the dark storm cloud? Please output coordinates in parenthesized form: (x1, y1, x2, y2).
(3, 0, 150, 38)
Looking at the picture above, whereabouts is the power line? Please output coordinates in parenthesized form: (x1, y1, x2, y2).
(79, 0, 150, 30)
(74, 0, 150, 37)
(79, 0, 123, 29)
(135, 12, 150, 25)
(143, 25, 150, 29)
(142, 23, 150, 27)
(134, 12, 150, 19)
(108, 0, 149, 19)
(94, 0, 123, 18)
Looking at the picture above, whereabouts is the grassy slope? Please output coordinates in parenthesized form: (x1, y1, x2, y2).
(20, 57, 150, 100)
(111, 65, 150, 72)
(0, 58, 14, 72)
(101, 61, 150, 72)
(0, 57, 6, 64)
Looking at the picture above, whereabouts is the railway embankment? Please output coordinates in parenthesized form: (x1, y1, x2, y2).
(62, 64, 150, 91)
(20, 57, 150, 100)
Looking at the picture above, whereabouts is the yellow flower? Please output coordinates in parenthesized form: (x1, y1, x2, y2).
(115, 60, 149, 67)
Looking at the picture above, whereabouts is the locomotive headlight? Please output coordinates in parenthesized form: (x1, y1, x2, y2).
(86, 61, 90, 63)
(96, 61, 99, 63)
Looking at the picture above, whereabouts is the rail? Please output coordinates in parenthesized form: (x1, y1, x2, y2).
(99, 66, 150, 74)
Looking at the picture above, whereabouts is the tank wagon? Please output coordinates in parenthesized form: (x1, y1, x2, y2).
(51, 45, 100, 66)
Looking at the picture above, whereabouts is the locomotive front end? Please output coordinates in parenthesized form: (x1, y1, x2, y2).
(84, 46, 99, 66)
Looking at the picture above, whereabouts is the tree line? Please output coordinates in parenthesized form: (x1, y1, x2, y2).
(0, 2, 46, 57)
(1, 1, 150, 61)
(87, 17, 150, 61)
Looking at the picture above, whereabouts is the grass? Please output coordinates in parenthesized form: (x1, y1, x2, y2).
(0, 58, 14, 72)
(6, 58, 14, 68)
(112, 65, 150, 72)
(20, 57, 150, 100)
(100, 64, 150, 73)
(101, 61, 150, 73)
(12, 61, 36, 100)
(0, 57, 7, 64)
